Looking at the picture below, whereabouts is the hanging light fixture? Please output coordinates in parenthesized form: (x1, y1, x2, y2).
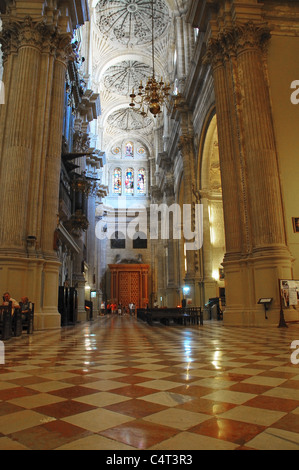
(129, 0, 172, 118)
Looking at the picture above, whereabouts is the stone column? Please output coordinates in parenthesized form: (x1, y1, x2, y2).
(0, 18, 46, 253)
(205, 38, 243, 261)
(175, 15, 186, 81)
(86, 184, 97, 310)
(165, 180, 180, 307)
(39, 34, 73, 329)
(0, 12, 76, 329)
(234, 23, 287, 253)
(150, 186, 163, 307)
(178, 131, 201, 306)
(206, 22, 294, 325)
(0, 18, 63, 325)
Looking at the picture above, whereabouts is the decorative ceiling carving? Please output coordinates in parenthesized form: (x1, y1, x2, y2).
(103, 60, 153, 96)
(107, 108, 153, 132)
(95, 0, 170, 47)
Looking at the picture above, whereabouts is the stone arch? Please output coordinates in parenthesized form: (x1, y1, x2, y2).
(198, 111, 226, 306)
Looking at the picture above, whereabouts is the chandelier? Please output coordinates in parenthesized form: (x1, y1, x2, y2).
(129, 0, 172, 118)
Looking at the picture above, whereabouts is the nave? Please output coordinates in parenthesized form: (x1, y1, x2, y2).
(0, 317, 299, 450)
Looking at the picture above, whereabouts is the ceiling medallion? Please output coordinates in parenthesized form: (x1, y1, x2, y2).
(104, 61, 153, 96)
(129, 0, 172, 118)
(96, 0, 170, 47)
(107, 108, 153, 132)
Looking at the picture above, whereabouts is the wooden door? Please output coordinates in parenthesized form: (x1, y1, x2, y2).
(119, 272, 140, 308)
(109, 264, 149, 309)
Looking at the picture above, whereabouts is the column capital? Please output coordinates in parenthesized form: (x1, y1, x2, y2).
(178, 134, 194, 155)
(205, 21, 271, 66)
(204, 37, 224, 69)
(230, 21, 271, 54)
(0, 15, 74, 64)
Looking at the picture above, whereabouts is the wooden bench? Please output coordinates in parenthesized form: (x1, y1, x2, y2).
(12, 307, 22, 337)
(138, 308, 203, 326)
(0, 302, 34, 340)
(0, 303, 13, 340)
(20, 303, 34, 335)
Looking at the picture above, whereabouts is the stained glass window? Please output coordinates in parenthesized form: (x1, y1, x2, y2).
(112, 146, 121, 156)
(125, 141, 134, 157)
(137, 147, 145, 156)
(125, 169, 134, 194)
(137, 169, 146, 194)
(113, 168, 122, 194)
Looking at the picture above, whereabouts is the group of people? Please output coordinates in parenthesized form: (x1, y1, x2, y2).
(101, 301, 136, 316)
(2, 292, 31, 319)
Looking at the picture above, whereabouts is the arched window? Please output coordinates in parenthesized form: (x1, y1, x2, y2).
(111, 231, 126, 249)
(125, 168, 134, 194)
(133, 232, 147, 249)
(137, 169, 146, 194)
(113, 168, 122, 194)
(125, 141, 134, 157)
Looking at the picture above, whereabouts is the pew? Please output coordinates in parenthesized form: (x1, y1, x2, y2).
(0, 302, 34, 340)
(0, 303, 12, 340)
(137, 307, 203, 326)
(21, 303, 34, 335)
(12, 307, 22, 337)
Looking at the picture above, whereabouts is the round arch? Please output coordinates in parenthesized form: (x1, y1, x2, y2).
(94, 52, 166, 86)
(197, 110, 226, 309)
(101, 103, 155, 130)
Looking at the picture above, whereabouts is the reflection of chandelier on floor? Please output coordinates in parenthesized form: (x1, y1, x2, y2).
(129, 0, 172, 118)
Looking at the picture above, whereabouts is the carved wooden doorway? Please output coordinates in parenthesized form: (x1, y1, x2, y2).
(109, 264, 149, 309)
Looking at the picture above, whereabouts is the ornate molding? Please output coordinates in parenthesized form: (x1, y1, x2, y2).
(233, 22, 271, 53)
(103, 60, 153, 96)
(178, 134, 194, 155)
(0, 16, 74, 64)
(205, 22, 271, 67)
(203, 37, 224, 68)
(72, 131, 91, 154)
(107, 108, 153, 133)
(95, 0, 170, 47)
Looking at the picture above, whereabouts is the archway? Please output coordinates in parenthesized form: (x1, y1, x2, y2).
(109, 263, 149, 309)
(198, 113, 226, 306)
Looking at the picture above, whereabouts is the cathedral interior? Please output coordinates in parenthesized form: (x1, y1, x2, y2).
(0, 0, 299, 451)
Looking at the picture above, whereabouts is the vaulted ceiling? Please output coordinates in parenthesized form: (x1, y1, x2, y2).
(89, 0, 181, 157)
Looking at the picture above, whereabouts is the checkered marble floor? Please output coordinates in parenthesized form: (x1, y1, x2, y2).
(0, 315, 299, 450)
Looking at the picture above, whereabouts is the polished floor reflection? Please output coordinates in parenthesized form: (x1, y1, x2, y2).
(0, 315, 299, 450)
